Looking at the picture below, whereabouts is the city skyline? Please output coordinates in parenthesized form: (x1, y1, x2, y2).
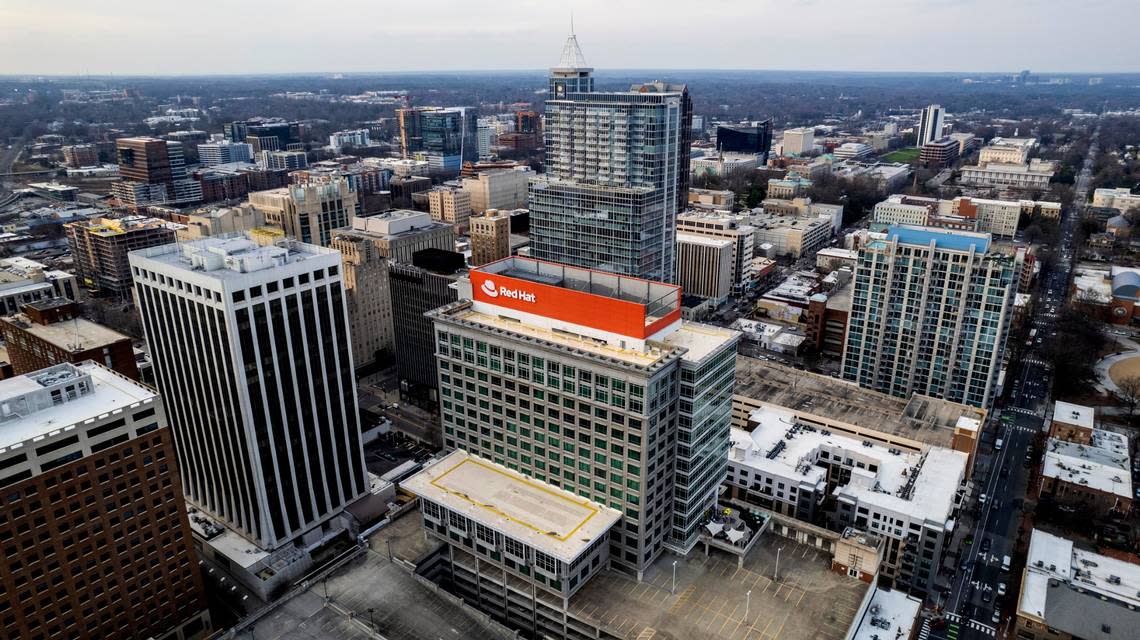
(2, 0, 1140, 75)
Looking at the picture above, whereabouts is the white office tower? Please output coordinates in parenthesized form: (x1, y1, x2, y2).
(916, 104, 945, 147)
(129, 234, 367, 552)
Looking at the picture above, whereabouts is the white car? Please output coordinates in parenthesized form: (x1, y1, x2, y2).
(979, 493, 988, 505)
(997, 582, 1007, 595)
(992, 610, 1001, 624)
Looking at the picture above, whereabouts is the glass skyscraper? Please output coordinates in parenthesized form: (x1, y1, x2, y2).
(529, 31, 692, 282)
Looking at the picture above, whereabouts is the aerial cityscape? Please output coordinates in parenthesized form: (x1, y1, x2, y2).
(3, 3, 1140, 639)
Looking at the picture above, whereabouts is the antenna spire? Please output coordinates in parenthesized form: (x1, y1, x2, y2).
(570, 10, 575, 36)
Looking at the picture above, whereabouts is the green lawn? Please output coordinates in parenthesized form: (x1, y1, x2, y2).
(881, 147, 921, 163)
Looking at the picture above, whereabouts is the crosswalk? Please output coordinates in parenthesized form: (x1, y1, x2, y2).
(1006, 406, 1040, 416)
(934, 611, 998, 634)
(918, 618, 931, 640)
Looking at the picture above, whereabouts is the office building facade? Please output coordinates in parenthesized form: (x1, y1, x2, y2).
(916, 105, 945, 148)
(427, 257, 738, 575)
(389, 250, 466, 409)
(197, 140, 253, 166)
(427, 186, 472, 229)
(675, 233, 734, 300)
(462, 169, 530, 213)
(529, 31, 691, 282)
(469, 209, 511, 266)
(716, 120, 773, 160)
(130, 235, 368, 551)
(842, 226, 1019, 408)
(112, 137, 202, 208)
(0, 362, 211, 640)
(247, 179, 357, 246)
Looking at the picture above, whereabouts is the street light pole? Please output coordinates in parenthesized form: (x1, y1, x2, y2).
(672, 560, 677, 594)
(775, 547, 783, 582)
(368, 607, 375, 631)
(745, 589, 752, 620)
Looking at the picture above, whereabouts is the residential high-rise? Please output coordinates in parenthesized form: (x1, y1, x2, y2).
(62, 143, 99, 168)
(427, 257, 739, 575)
(111, 137, 202, 208)
(197, 140, 254, 166)
(0, 362, 211, 640)
(389, 249, 466, 409)
(247, 178, 357, 246)
(65, 215, 177, 298)
(427, 186, 472, 229)
(469, 209, 511, 266)
(130, 235, 368, 555)
(328, 212, 455, 368)
(529, 29, 692, 282)
(916, 104, 945, 148)
(842, 226, 1020, 408)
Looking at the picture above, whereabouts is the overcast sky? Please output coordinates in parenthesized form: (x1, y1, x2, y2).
(2, 0, 1138, 76)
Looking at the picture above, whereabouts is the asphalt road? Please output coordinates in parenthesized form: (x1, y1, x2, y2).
(925, 121, 1099, 640)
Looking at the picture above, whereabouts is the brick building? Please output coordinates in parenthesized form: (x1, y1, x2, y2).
(0, 298, 139, 380)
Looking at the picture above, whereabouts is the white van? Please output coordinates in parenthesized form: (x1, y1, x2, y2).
(995, 438, 1004, 451)
(1001, 555, 1011, 572)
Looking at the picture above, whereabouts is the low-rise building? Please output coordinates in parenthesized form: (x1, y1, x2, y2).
(691, 152, 759, 177)
(469, 208, 511, 266)
(0, 256, 80, 312)
(834, 142, 874, 161)
(832, 162, 912, 192)
(428, 186, 472, 230)
(749, 209, 833, 259)
(0, 298, 139, 379)
(1039, 402, 1132, 516)
(960, 161, 1053, 190)
(918, 137, 961, 168)
(687, 187, 735, 211)
(175, 203, 265, 241)
(1092, 187, 1140, 213)
(978, 137, 1035, 165)
(767, 174, 813, 199)
(805, 282, 852, 357)
(1015, 529, 1140, 640)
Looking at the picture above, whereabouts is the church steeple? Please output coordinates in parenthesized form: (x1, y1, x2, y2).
(549, 18, 593, 97)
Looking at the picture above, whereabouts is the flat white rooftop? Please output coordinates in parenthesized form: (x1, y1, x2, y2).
(661, 321, 739, 363)
(731, 405, 968, 525)
(1020, 529, 1140, 622)
(1042, 429, 1132, 499)
(1053, 401, 1095, 430)
(402, 450, 621, 564)
(130, 233, 338, 282)
(850, 588, 921, 640)
(0, 362, 155, 452)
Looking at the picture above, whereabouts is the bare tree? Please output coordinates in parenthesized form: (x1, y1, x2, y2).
(1117, 376, 1140, 418)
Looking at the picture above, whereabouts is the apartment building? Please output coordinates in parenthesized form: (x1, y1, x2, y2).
(872, 194, 1058, 239)
(0, 256, 80, 312)
(842, 226, 1020, 408)
(65, 216, 178, 298)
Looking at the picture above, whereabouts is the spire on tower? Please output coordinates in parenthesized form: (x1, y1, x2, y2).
(555, 17, 589, 71)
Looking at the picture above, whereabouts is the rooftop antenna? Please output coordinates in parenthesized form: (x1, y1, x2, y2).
(570, 10, 575, 36)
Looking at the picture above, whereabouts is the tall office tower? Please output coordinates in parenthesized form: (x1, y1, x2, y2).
(396, 106, 477, 174)
(469, 209, 511, 266)
(65, 216, 177, 298)
(781, 127, 815, 156)
(842, 226, 1019, 408)
(247, 178, 357, 246)
(530, 31, 692, 282)
(389, 249, 466, 409)
(111, 137, 202, 208)
(675, 233, 734, 300)
(130, 234, 368, 554)
(916, 104, 945, 148)
(427, 257, 739, 575)
(427, 186, 472, 229)
(716, 120, 773, 161)
(225, 118, 303, 151)
(328, 212, 454, 368)
(461, 168, 530, 213)
(0, 362, 211, 640)
(198, 140, 254, 166)
(676, 212, 756, 296)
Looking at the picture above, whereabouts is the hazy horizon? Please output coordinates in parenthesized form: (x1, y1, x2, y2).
(2, 0, 1139, 76)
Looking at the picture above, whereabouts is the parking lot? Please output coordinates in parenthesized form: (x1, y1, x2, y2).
(363, 432, 434, 478)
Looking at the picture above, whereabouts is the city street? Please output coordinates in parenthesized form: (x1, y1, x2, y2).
(923, 120, 1098, 640)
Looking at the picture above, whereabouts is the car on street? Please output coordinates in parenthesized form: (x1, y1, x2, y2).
(992, 610, 1001, 624)
(998, 582, 1007, 596)
(982, 591, 992, 604)
(979, 493, 988, 505)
